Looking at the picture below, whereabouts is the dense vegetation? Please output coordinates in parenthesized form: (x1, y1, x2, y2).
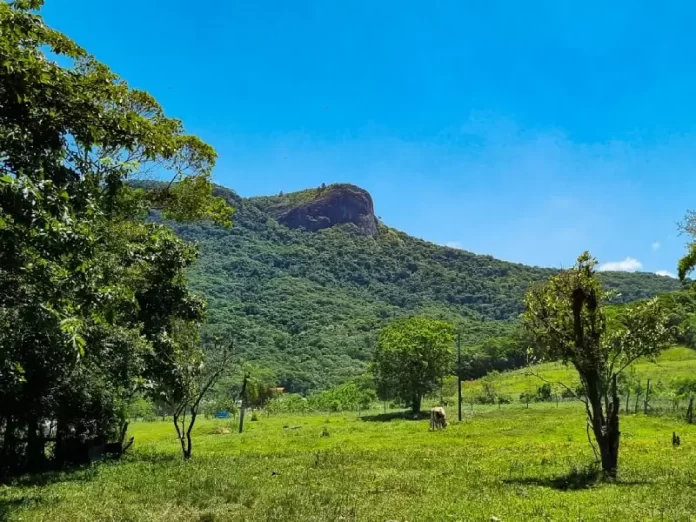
(144, 183, 682, 392)
(0, 2, 230, 476)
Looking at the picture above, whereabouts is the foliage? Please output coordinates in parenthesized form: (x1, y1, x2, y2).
(131, 181, 682, 393)
(307, 382, 376, 412)
(0, 2, 231, 474)
(477, 371, 500, 404)
(372, 316, 454, 412)
(523, 252, 674, 477)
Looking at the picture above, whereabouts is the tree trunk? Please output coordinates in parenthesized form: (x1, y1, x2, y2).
(598, 430, 619, 478)
(411, 394, 421, 414)
(2, 417, 16, 472)
(26, 417, 45, 472)
(587, 373, 621, 478)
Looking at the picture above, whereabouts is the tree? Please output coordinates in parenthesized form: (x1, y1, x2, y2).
(523, 252, 673, 477)
(169, 336, 234, 460)
(0, 1, 232, 474)
(372, 317, 453, 413)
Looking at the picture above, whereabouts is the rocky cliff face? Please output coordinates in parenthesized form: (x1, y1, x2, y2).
(277, 184, 378, 236)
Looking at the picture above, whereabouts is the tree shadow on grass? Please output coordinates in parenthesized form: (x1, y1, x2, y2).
(504, 466, 603, 491)
(0, 493, 58, 522)
(504, 464, 660, 492)
(3, 464, 100, 488)
(360, 411, 430, 422)
(0, 498, 29, 522)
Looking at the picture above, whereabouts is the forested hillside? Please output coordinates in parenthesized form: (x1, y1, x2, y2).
(152, 182, 682, 392)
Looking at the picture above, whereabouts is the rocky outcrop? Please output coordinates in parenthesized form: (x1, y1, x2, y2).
(278, 184, 378, 236)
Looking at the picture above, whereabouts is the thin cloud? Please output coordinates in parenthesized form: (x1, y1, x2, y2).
(445, 241, 462, 249)
(652, 241, 661, 251)
(598, 257, 642, 272)
(655, 270, 676, 278)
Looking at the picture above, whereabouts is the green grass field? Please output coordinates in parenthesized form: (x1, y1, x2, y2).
(2, 404, 696, 521)
(463, 346, 696, 397)
(3, 348, 696, 521)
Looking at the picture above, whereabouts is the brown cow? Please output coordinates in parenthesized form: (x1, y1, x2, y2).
(430, 406, 448, 430)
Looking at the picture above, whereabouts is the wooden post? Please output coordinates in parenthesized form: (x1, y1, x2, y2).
(457, 333, 462, 423)
(238, 373, 248, 434)
(644, 379, 651, 415)
(687, 397, 694, 424)
(634, 390, 640, 414)
(625, 391, 630, 414)
(555, 393, 559, 407)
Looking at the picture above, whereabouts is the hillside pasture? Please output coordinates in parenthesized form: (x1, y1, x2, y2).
(462, 346, 696, 398)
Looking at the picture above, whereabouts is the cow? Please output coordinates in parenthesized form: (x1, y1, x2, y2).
(430, 406, 448, 430)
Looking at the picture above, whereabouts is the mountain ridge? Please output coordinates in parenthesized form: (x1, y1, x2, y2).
(136, 180, 682, 391)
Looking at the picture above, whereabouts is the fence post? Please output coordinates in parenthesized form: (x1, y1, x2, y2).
(457, 333, 462, 423)
(634, 387, 640, 414)
(238, 373, 248, 434)
(625, 391, 630, 414)
(687, 397, 694, 424)
(643, 379, 651, 415)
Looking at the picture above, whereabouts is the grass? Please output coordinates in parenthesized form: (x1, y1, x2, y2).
(3, 349, 696, 521)
(463, 346, 696, 397)
(2, 402, 696, 521)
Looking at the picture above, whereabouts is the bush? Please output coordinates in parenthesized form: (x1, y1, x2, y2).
(535, 384, 553, 402)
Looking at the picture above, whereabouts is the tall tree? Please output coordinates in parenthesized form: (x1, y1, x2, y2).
(0, 0, 231, 474)
(523, 252, 673, 477)
(678, 210, 696, 281)
(372, 317, 453, 413)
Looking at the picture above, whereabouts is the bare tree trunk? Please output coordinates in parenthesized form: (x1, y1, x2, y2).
(173, 404, 191, 459)
(643, 379, 651, 415)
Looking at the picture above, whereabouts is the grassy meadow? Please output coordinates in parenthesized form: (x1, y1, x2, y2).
(3, 348, 696, 521)
(463, 346, 696, 397)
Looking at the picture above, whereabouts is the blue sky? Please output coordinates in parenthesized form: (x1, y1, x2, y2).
(43, 1, 696, 275)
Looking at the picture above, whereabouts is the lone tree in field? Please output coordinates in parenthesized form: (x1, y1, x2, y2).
(523, 252, 672, 477)
(372, 317, 453, 414)
(169, 335, 234, 460)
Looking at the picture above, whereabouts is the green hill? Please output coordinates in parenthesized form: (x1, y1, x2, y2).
(149, 182, 682, 392)
(463, 346, 696, 398)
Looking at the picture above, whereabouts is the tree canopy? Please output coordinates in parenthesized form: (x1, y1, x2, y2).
(372, 316, 454, 413)
(0, 1, 231, 474)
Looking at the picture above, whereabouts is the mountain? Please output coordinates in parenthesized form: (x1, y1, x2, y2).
(149, 182, 682, 392)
